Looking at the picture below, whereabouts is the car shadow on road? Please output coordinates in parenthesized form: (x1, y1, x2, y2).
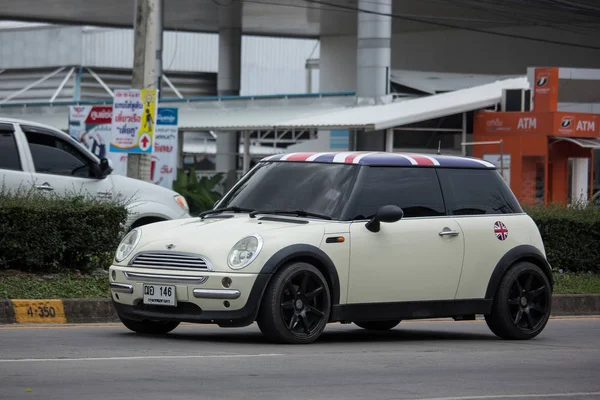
(318, 327, 497, 344)
(114, 324, 497, 345)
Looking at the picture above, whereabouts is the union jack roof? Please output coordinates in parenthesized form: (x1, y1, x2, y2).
(261, 152, 496, 169)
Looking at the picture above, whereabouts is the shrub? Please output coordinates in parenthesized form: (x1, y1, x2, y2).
(172, 168, 223, 215)
(524, 202, 600, 273)
(0, 186, 128, 273)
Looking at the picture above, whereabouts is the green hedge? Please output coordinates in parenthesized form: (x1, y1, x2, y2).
(525, 203, 600, 273)
(0, 187, 128, 273)
(1, 183, 598, 275)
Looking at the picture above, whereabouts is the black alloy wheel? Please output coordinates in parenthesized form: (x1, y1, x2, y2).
(257, 262, 331, 344)
(485, 262, 552, 340)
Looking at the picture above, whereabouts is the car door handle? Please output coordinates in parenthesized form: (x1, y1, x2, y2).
(439, 229, 460, 237)
(35, 183, 54, 191)
(97, 191, 112, 198)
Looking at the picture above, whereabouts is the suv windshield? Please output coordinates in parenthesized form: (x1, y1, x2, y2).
(217, 161, 359, 220)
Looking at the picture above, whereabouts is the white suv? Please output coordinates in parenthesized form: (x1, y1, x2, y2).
(0, 117, 190, 229)
(109, 151, 553, 344)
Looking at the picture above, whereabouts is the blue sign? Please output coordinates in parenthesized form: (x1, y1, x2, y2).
(157, 108, 178, 126)
(330, 129, 349, 150)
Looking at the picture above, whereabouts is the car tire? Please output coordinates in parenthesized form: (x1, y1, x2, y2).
(354, 320, 401, 331)
(119, 316, 180, 335)
(257, 262, 331, 344)
(485, 261, 552, 340)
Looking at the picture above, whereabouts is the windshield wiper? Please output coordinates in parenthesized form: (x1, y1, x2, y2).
(249, 209, 332, 220)
(199, 206, 255, 219)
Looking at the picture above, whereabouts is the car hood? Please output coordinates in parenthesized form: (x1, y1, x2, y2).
(110, 173, 181, 201)
(122, 214, 336, 272)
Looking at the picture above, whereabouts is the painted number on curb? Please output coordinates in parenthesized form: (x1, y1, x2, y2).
(12, 300, 66, 324)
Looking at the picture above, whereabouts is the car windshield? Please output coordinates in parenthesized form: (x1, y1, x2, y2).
(217, 161, 359, 220)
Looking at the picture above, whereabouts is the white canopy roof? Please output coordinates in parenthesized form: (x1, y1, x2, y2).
(0, 76, 530, 134)
(178, 77, 529, 132)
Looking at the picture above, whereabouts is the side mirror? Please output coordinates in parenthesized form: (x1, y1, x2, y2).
(365, 205, 404, 233)
(98, 158, 113, 178)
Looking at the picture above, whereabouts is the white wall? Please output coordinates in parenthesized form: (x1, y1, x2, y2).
(320, 26, 600, 92)
(241, 36, 319, 95)
(82, 28, 219, 73)
(0, 24, 319, 96)
(0, 26, 82, 68)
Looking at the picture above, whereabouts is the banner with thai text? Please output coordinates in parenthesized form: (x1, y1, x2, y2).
(68, 105, 178, 189)
(110, 89, 158, 153)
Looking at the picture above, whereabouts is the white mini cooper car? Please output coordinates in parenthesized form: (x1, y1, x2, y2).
(109, 151, 553, 344)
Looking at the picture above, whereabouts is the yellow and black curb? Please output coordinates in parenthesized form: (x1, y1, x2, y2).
(1, 295, 599, 325)
(0, 299, 119, 325)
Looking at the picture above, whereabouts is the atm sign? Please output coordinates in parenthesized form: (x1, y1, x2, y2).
(555, 113, 599, 136)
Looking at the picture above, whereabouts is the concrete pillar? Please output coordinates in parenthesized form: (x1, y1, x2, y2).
(385, 128, 394, 152)
(356, 0, 392, 101)
(355, 0, 392, 151)
(127, 0, 162, 181)
(216, 3, 242, 191)
(242, 131, 251, 174)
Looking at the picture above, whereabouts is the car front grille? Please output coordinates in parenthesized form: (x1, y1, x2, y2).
(129, 251, 213, 271)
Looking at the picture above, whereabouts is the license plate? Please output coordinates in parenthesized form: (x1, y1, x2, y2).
(143, 284, 177, 307)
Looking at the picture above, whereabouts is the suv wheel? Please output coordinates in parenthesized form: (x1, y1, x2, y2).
(355, 320, 401, 331)
(257, 262, 331, 344)
(485, 262, 552, 340)
(119, 316, 180, 335)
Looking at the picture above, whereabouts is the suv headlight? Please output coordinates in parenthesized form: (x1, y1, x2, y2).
(115, 228, 142, 263)
(174, 195, 189, 212)
(228, 235, 263, 270)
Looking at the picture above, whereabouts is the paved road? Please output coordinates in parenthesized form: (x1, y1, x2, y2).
(1, 317, 600, 400)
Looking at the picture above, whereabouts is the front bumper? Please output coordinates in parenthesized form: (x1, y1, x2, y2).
(109, 265, 271, 327)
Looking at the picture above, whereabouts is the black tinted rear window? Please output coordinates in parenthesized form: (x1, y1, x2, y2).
(0, 124, 22, 171)
(437, 168, 522, 215)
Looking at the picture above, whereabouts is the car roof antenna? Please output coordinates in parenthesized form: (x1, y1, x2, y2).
(437, 140, 442, 155)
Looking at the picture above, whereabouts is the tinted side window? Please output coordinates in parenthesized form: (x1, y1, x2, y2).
(351, 167, 446, 219)
(0, 124, 22, 171)
(437, 168, 523, 215)
(23, 128, 91, 178)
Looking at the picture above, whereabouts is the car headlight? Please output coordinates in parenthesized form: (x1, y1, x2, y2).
(228, 235, 263, 270)
(174, 195, 189, 212)
(115, 228, 142, 263)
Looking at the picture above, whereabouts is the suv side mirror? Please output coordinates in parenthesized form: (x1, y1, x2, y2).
(365, 205, 404, 233)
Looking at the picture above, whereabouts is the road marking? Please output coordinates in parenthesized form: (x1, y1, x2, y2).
(0, 324, 123, 331)
(406, 392, 600, 400)
(0, 322, 220, 331)
(11, 299, 66, 324)
(0, 353, 284, 363)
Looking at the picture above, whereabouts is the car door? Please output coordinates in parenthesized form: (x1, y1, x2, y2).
(436, 168, 526, 300)
(17, 124, 115, 201)
(346, 166, 465, 303)
(0, 122, 35, 193)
